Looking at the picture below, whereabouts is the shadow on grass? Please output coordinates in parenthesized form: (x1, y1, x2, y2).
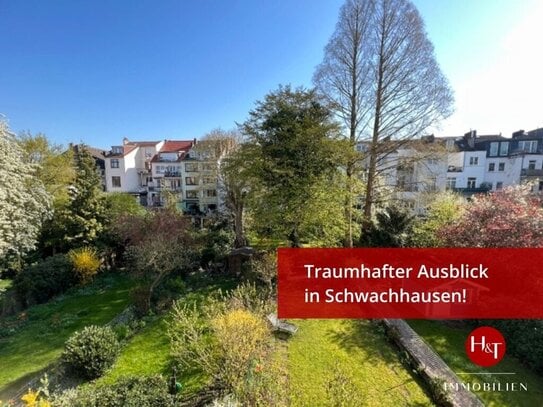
(325, 319, 398, 366)
(326, 319, 440, 405)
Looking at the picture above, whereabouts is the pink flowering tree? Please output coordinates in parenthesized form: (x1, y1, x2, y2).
(439, 185, 543, 247)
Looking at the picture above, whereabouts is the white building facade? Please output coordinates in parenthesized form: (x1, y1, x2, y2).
(104, 138, 221, 213)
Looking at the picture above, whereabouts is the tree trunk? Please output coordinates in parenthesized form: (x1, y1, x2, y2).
(233, 202, 247, 248)
(288, 228, 301, 248)
(362, 25, 385, 242)
(344, 165, 354, 247)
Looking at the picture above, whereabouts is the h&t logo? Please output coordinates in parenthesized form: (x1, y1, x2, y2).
(465, 326, 506, 367)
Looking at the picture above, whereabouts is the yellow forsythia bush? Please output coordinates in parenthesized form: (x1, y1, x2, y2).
(68, 246, 101, 284)
(212, 309, 269, 388)
(21, 390, 51, 407)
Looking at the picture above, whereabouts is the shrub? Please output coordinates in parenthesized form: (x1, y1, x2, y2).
(20, 389, 51, 407)
(13, 254, 77, 306)
(68, 246, 101, 283)
(169, 305, 270, 398)
(63, 325, 120, 379)
(212, 309, 269, 388)
(51, 376, 174, 407)
(479, 320, 543, 374)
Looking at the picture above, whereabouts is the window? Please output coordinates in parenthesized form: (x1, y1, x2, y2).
(446, 139, 456, 151)
(112, 176, 121, 188)
(519, 140, 538, 153)
(205, 189, 217, 197)
(110, 159, 119, 168)
(186, 190, 199, 198)
(469, 156, 479, 165)
(185, 163, 198, 172)
(539, 181, 543, 192)
(185, 177, 198, 185)
(203, 176, 216, 184)
(489, 142, 499, 156)
(427, 177, 437, 191)
(496, 182, 503, 190)
(427, 157, 438, 165)
(498, 162, 505, 171)
(446, 177, 456, 190)
(201, 163, 215, 171)
(499, 142, 509, 156)
(529, 160, 537, 170)
(467, 177, 476, 189)
(488, 163, 495, 172)
(111, 146, 123, 154)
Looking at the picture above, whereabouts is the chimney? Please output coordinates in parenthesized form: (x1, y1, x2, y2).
(464, 130, 476, 148)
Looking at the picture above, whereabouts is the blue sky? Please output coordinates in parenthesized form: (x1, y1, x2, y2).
(1, 0, 542, 149)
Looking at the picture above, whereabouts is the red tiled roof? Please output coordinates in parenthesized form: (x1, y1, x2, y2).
(160, 140, 195, 153)
(122, 145, 138, 155)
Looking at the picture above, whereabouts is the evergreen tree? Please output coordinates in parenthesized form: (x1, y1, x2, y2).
(65, 146, 107, 249)
(240, 86, 344, 247)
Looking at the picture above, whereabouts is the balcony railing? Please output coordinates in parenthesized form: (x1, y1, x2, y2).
(521, 168, 543, 177)
(163, 171, 181, 177)
(453, 186, 491, 194)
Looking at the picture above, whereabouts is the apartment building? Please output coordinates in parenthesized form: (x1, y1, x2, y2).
(104, 138, 221, 214)
(357, 127, 543, 214)
(357, 136, 448, 215)
(446, 129, 543, 194)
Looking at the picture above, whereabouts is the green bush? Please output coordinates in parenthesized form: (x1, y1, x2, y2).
(63, 325, 120, 379)
(52, 376, 174, 406)
(13, 254, 77, 306)
(480, 320, 543, 374)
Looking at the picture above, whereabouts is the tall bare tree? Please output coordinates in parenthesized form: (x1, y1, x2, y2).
(314, 0, 453, 244)
(313, 0, 375, 247)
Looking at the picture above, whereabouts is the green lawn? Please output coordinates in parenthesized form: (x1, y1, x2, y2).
(0, 279, 11, 290)
(97, 317, 171, 385)
(409, 320, 543, 407)
(95, 275, 237, 394)
(288, 319, 433, 406)
(0, 279, 11, 303)
(0, 273, 136, 395)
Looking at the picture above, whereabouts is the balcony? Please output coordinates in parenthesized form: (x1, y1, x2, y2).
(136, 167, 150, 174)
(447, 165, 463, 172)
(453, 186, 491, 195)
(163, 171, 181, 178)
(521, 168, 543, 177)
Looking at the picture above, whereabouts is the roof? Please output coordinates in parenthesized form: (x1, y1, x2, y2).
(84, 146, 107, 160)
(160, 140, 194, 152)
(455, 134, 506, 151)
(72, 144, 107, 160)
(150, 150, 189, 163)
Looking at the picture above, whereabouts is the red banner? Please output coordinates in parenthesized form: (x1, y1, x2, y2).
(277, 248, 543, 319)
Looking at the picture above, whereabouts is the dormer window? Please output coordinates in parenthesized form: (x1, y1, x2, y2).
(111, 146, 123, 155)
(489, 142, 498, 156)
(499, 142, 509, 156)
(519, 140, 537, 153)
